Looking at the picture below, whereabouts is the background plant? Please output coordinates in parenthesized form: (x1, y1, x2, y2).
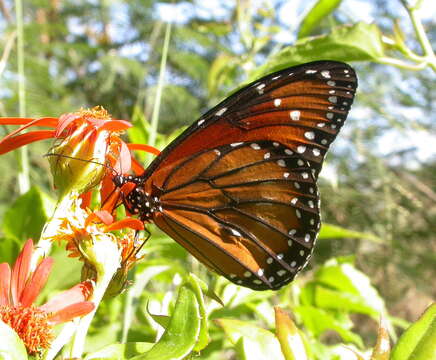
(0, 0, 435, 359)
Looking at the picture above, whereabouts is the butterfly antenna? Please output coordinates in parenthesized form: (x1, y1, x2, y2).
(44, 152, 118, 176)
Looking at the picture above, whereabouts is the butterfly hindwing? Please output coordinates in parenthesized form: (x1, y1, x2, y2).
(151, 141, 320, 290)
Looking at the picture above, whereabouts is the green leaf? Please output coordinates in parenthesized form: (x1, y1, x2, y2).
(132, 282, 202, 359)
(216, 318, 285, 360)
(314, 285, 380, 316)
(185, 274, 210, 352)
(249, 22, 385, 80)
(298, 0, 342, 39)
(0, 237, 20, 264)
(314, 260, 386, 316)
(294, 305, 363, 347)
(2, 187, 55, 241)
(85, 342, 154, 359)
(319, 223, 383, 243)
(0, 320, 28, 360)
(391, 303, 436, 360)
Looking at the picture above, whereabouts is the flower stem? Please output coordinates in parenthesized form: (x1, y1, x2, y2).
(70, 236, 121, 357)
(70, 264, 117, 357)
(31, 193, 77, 270)
(14, 0, 30, 193)
(147, 21, 172, 152)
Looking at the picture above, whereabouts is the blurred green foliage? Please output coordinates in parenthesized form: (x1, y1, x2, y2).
(0, 0, 435, 359)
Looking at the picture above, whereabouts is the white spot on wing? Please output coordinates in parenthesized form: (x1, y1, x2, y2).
(290, 110, 300, 121)
(197, 119, 205, 126)
(250, 143, 261, 150)
(304, 131, 315, 140)
(321, 70, 331, 78)
(215, 107, 227, 116)
(274, 99, 282, 107)
(231, 228, 242, 237)
(297, 145, 306, 153)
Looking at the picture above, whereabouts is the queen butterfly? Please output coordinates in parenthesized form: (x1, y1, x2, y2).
(116, 60, 357, 290)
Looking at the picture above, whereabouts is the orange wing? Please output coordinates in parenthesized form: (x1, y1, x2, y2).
(150, 141, 319, 290)
(141, 61, 357, 187)
(127, 61, 358, 290)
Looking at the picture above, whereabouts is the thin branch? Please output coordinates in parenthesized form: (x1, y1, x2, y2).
(15, 0, 30, 193)
(377, 57, 427, 71)
(0, 31, 16, 76)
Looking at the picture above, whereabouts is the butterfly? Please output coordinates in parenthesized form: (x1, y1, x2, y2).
(115, 60, 357, 290)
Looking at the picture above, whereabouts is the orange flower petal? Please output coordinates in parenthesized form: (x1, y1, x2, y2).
(114, 141, 131, 174)
(0, 117, 58, 144)
(55, 113, 81, 137)
(40, 281, 93, 314)
(0, 130, 56, 155)
(11, 239, 34, 306)
(92, 210, 114, 225)
(99, 120, 132, 132)
(105, 217, 144, 232)
(0, 263, 11, 306)
(80, 191, 92, 209)
(0, 117, 58, 127)
(20, 257, 54, 307)
(48, 301, 94, 324)
(131, 156, 145, 175)
(127, 143, 161, 156)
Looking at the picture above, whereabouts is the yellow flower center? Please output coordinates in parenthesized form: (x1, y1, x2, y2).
(0, 305, 54, 354)
(77, 106, 111, 121)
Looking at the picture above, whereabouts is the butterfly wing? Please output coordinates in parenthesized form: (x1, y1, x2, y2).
(138, 60, 357, 290)
(151, 141, 319, 290)
(142, 60, 357, 185)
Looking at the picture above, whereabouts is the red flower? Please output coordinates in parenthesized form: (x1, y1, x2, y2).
(0, 107, 159, 199)
(0, 239, 94, 354)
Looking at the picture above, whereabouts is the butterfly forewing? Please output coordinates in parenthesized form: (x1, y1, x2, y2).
(125, 61, 357, 290)
(142, 61, 357, 183)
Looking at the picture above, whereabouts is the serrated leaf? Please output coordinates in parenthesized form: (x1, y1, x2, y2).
(391, 303, 436, 360)
(298, 0, 343, 39)
(2, 187, 55, 241)
(216, 318, 285, 360)
(85, 342, 154, 359)
(0, 320, 28, 360)
(132, 283, 201, 359)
